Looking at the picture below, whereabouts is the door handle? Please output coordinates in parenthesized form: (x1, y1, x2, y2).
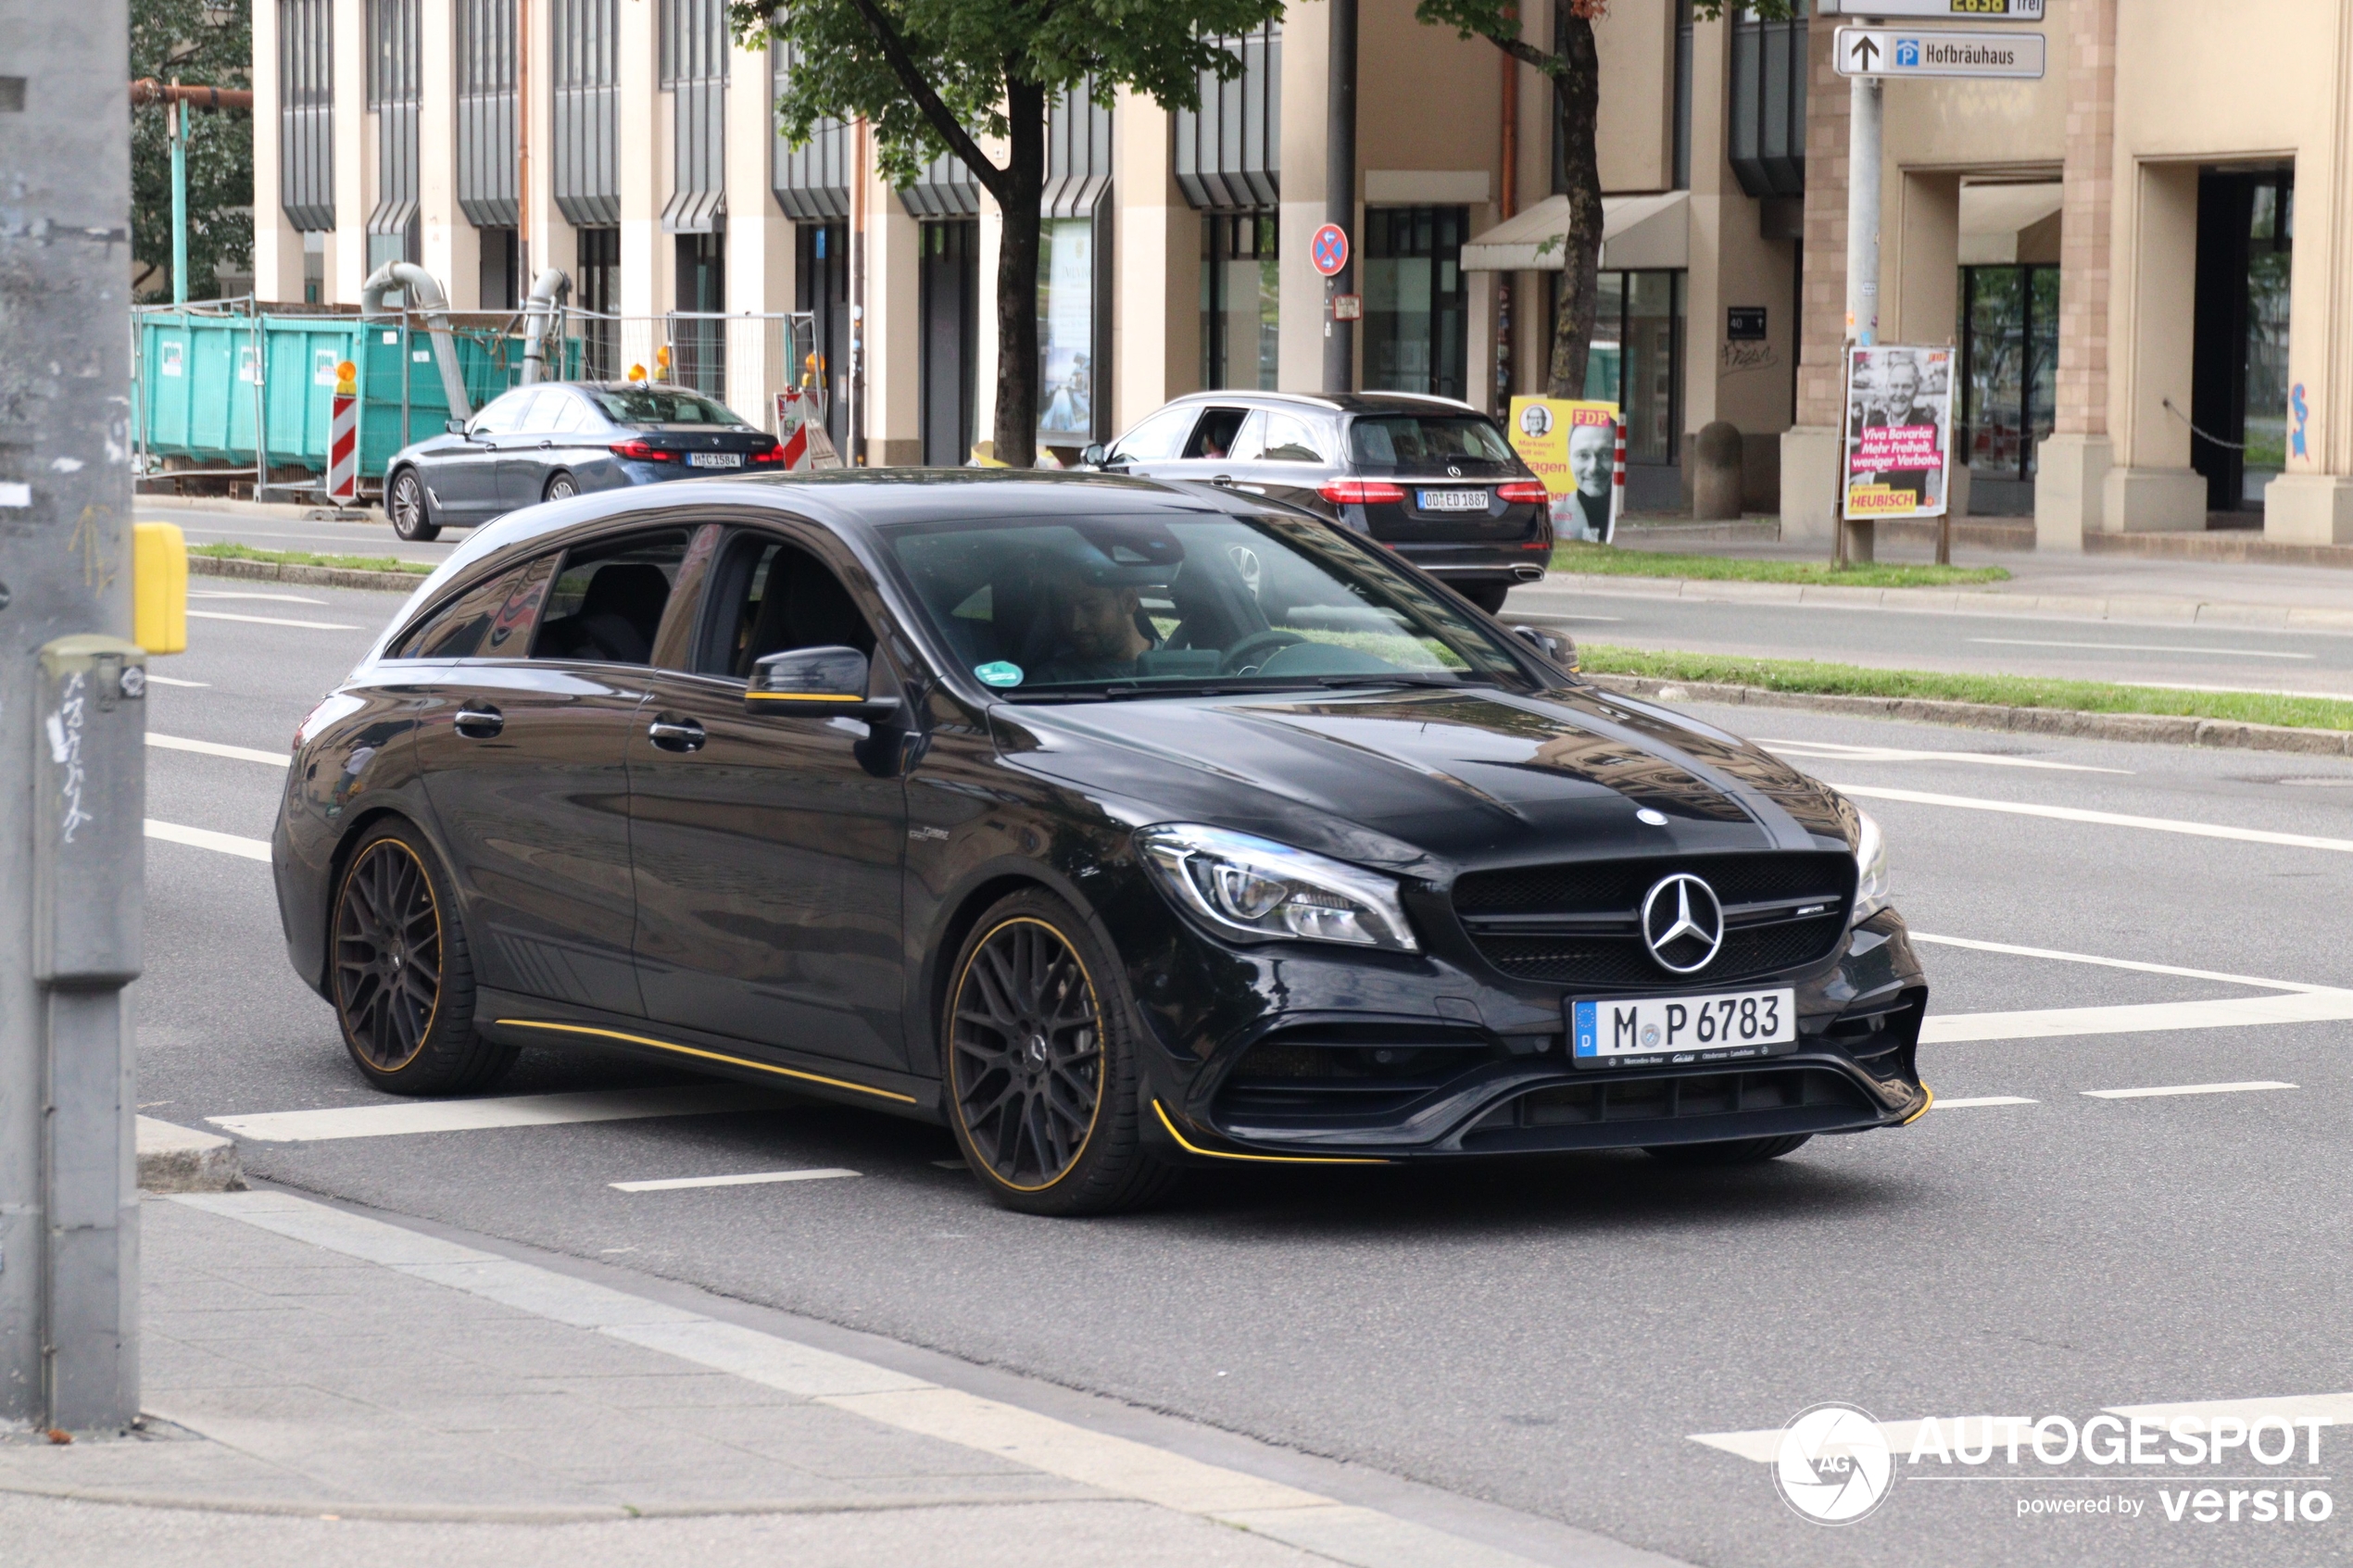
(648, 717, 706, 753)
(454, 703, 503, 738)
(1211, 473, 1233, 483)
(538, 439, 553, 449)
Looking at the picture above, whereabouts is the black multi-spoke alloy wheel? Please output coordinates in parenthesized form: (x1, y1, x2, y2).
(945, 891, 1172, 1215)
(388, 468, 440, 542)
(543, 471, 578, 502)
(330, 822, 514, 1095)
(1645, 1134, 1812, 1167)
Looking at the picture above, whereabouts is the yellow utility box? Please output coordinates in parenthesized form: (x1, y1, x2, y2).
(133, 521, 188, 655)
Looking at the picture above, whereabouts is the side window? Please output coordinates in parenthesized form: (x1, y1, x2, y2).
(518, 391, 568, 433)
(532, 529, 694, 666)
(698, 533, 878, 680)
(1182, 407, 1250, 460)
(391, 556, 555, 660)
(547, 393, 587, 433)
(1106, 404, 1198, 465)
(469, 389, 534, 437)
(1257, 411, 1327, 463)
(1225, 411, 1270, 462)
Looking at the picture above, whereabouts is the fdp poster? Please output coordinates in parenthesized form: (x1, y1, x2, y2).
(1842, 345, 1953, 520)
(1508, 397, 1620, 544)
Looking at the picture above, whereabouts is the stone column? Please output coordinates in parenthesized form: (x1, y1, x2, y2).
(2035, 0, 2117, 550)
(615, 0, 662, 376)
(1777, 23, 1848, 546)
(724, 40, 792, 426)
(2262, 0, 2353, 540)
(1113, 86, 1200, 430)
(249, 0, 306, 303)
(330, 0, 368, 304)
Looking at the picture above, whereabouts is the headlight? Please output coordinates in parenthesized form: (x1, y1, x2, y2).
(1851, 808, 1890, 923)
(1135, 824, 1420, 952)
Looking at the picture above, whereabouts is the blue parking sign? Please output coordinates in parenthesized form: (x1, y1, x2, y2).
(1894, 37, 1920, 68)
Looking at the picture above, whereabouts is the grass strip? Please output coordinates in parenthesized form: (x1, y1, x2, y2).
(1578, 644, 2353, 734)
(192, 542, 436, 576)
(1551, 541, 2007, 589)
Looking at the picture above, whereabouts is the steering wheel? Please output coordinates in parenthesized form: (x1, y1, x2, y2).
(1220, 629, 1308, 675)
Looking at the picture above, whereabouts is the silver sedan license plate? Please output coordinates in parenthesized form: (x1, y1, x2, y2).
(689, 451, 744, 469)
(1570, 988, 1797, 1070)
(1416, 487, 1488, 511)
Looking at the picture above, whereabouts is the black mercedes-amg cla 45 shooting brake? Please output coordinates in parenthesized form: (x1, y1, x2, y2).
(273, 470, 1931, 1214)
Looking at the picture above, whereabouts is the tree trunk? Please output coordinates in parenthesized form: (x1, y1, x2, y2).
(990, 74, 1046, 468)
(1546, 16, 1604, 400)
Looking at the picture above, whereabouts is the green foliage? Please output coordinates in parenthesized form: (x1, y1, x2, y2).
(732, 0, 1281, 190)
(132, 0, 254, 302)
(1552, 541, 2009, 589)
(191, 543, 437, 576)
(1413, 0, 1801, 63)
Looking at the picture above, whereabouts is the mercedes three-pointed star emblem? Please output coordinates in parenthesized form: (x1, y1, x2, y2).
(1641, 873, 1725, 974)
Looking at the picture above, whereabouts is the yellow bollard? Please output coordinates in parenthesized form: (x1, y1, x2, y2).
(132, 521, 188, 655)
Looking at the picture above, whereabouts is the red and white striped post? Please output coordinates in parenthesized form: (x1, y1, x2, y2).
(326, 358, 359, 505)
(1611, 419, 1628, 543)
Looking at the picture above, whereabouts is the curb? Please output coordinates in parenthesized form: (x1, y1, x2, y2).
(137, 492, 377, 523)
(134, 1118, 244, 1195)
(1522, 575, 2353, 631)
(1584, 672, 2353, 757)
(191, 554, 428, 595)
(0, 1479, 1101, 1524)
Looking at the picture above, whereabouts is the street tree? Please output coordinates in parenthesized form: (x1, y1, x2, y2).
(1415, 0, 1795, 398)
(732, 0, 1281, 468)
(131, 0, 253, 302)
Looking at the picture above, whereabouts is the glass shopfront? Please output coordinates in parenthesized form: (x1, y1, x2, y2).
(1202, 211, 1278, 391)
(1365, 206, 1468, 401)
(1038, 216, 1098, 451)
(1957, 264, 2058, 515)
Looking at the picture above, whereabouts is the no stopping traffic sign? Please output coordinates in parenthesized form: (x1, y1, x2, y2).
(1311, 223, 1350, 278)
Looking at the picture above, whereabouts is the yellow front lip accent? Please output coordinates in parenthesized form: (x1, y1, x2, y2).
(1897, 1084, 1935, 1124)
(497, 1019, 917, 1104)
(1151, 1100, 1389, 1165)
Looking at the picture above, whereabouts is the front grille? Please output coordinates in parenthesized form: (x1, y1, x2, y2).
(1452, 852, 1854, 989)
(1513, 1067, 1870, 1127)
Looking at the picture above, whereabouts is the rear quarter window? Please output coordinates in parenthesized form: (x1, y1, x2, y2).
(391, 556, 556, 660)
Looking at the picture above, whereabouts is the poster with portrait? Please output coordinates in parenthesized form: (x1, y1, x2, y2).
(1842, 345, 1953, 521)
(1508, 396, 1620, 544)
(1037, 218, 1095, 447)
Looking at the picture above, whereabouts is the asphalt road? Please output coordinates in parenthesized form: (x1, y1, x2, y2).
(136, 583, 2353, 1565)
(144, 502, 470, 566)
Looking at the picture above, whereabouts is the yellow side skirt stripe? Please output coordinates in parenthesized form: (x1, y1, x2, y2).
(497, 1019, 919, 1105)
(1151, 1099, 1389, 1165)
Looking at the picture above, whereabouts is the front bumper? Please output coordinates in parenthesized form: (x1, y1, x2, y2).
(1133, 909, 1930, 1165)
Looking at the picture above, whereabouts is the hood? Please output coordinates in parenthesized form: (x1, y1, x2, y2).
(992, 684, 1852, 873)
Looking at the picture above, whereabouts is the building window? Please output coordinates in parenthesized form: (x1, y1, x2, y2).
(1038, 218, 1098, 448)
(1728, 1, 1807, 199)
(278, 0, 335, 232)
(2192, 169, 2295, 513)
(920, 220, 979, 466)
(1673, 0, 1694, 192)
(478, 226, 519, 311)
(673, 232, 724, 396)
(1202, 212, 1278, 391)
(797, 221, 849, 448)
(1364, 206, 1468, 400)
(575, 226, 619, 379)
(1957, 265, 2057, 514)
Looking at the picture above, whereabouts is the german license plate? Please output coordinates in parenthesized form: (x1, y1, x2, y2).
(1416, 487, 1488, 511)
(688, 451, 743, 469)
(1569, 987, 1797, 1070)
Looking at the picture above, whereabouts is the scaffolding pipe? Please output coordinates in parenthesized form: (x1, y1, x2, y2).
(360, 260, 472, 420)
(519, 268, 572, 385)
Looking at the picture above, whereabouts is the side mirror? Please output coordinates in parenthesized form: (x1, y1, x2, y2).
(1509, 623, 1578, 671)
(747, 645, 902, 720)
(446, 419, 469, 436)
(1079, 443, 1108, 470)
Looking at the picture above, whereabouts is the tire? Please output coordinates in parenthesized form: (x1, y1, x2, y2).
(388, 468, 441, 542)
(1459, 581, 1510, 615)
(1644, 1135, 1813, 1167)
(329, 821, 517, 1096)
(543, 470, 579, 503)
(942, 889, 1175, 1216)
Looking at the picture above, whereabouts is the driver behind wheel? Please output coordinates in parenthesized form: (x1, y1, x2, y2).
(1032, 557, 1163, 684)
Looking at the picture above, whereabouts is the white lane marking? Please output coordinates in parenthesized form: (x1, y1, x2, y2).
(1911, 933, 2337, 995)
(187, 608, 363, 631)
(145, 673, 209, 687)
(175, 1190, 1545, 1566)
(2082, 1080, 2297, 1100)
(145, 819, 271, 861)
(611, 1168, 859, 1192)
(1832, 784, 2353, 856)
(209, 1085, 799, 1142)
(1762, 739, 2130, 774)
(1924, 992, 2353, 1045)
(190, 589, 329, 605)
(1931, 1096, 2038, 1109)
(1970, 636, 2317, 660)
(147, 732, 289, 767)
(1694, 1399, 2346, 1464)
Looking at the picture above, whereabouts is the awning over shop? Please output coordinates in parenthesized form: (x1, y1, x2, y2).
(1459, 191, 1690, 273)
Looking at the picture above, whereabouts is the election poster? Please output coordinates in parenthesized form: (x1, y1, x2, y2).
(1842, 345, 1953, 520)
(1508, 396, 1621, 544)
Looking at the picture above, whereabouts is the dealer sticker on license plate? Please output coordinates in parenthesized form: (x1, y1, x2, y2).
(1416, 488, 1489, 511)
(689, 451, 744, 469)
(1570, 988, 1797, 1069)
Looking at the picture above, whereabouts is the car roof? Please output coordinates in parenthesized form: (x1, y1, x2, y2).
(1155, 389, 1484, 418)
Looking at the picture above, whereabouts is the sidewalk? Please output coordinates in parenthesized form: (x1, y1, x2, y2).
(1, 1189, 1664, 1568)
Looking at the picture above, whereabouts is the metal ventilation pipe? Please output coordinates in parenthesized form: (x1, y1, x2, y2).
(360, 260, 472, 420)
(519, 269, 572, 385)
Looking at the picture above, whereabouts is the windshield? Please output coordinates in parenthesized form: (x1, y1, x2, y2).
(586, 386, 751, 428)
(880, 510, 1542, 699)
(1347, 415, 1516, 469)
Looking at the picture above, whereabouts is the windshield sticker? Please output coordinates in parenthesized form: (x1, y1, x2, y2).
(974, 660, 1025, 688)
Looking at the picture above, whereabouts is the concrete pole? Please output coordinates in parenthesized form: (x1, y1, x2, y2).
(1839, 70, 1882, 563)
(1322, 0, 1357, 395)
(1, 0, 145, 1432)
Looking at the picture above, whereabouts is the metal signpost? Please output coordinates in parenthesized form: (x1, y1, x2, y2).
(1825, 5, 2046, 561)
(4, 6, 145, 1433)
